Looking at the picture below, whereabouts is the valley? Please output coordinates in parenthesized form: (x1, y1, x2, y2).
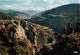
(0, 3, 80, 55)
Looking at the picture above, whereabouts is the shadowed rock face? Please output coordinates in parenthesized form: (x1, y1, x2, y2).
(75, 22, 80, 32)
(20, 20, 55, 46)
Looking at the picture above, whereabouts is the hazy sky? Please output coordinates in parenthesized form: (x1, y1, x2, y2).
(0, 0, 80, 11)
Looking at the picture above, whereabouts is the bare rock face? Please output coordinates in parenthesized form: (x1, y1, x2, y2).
(14, 21, 27, 40)
(9, 20, 27, 41)
(0, 24, 5, 30)
(14, 25, 27, 40)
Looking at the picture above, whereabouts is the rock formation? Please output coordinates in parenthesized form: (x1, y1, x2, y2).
(64, 23, 72, 34)
(75, 22, 80, 32)
(0, 20, 55, 55)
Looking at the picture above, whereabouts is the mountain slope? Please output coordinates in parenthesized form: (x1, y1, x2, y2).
(0, 12, 15, 20)
(8, 11, 29, 17)
(0, 10, 30, 19)
(23, 10, 41, 17)
(30, 4, 80, 32)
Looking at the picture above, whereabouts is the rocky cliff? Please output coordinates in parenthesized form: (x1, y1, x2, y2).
(0, 20, 55, 55)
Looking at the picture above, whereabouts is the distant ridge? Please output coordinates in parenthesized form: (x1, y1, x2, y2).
(30, 4, 80, 32)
